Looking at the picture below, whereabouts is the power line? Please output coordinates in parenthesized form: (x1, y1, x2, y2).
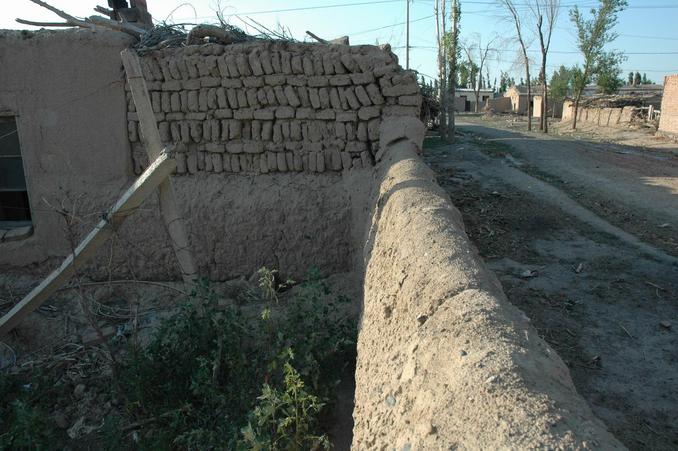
(172, 0, 404, 20)
(170, 0, 599, 22)
(620, 33, 678, 42)
(171, 0, 678, 22)
(349, 14, 435, 37)
(486, 54, 677, 73)
(401, 45, 678, 56)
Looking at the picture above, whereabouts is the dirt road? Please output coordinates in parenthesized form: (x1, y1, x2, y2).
(458, 118, 678, 257)
(424, 121, 678, 450)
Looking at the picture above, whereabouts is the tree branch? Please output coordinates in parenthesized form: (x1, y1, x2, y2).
(27, 0, 97, 29)
(16, 19, 72, 27)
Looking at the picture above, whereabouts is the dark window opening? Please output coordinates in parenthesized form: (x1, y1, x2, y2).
(0, 115, 32, 226)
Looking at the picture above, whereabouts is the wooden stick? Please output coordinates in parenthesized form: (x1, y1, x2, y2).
(25, 0, 142, 38)
(121, 49, 199, 283)
(306, 31, 328, 44)
(15, 19, 73, 27)
(305, 31, 349, 45)
(0, 153, 177, 337)
(94, 5, 114, 17)
(87, 15, 146, 37)
(27, 0, 98, 30)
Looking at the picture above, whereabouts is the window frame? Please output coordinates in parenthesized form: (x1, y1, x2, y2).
(0, 112, 33, 230)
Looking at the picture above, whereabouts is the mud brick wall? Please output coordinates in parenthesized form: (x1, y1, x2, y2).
(126, 41, 422, 175)
(659, 74, 678, 135)
(486, 96, 512, 113)
(562, 101, 637, 127)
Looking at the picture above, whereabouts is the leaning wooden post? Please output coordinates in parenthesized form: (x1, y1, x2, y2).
(0, 153, 178, 337)
(121, 49, 198, 283)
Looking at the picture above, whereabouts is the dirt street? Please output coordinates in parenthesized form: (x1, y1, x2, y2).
(459, 117, 678, 257)
(424, 119, 678, 450)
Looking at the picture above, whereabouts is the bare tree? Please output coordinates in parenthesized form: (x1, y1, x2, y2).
(435, 0, 448, 140)
(462, 34, 495, 113)
(499, 0, 533, 131)
(446, 0, 461, 139)
(530, 0, 560, 133)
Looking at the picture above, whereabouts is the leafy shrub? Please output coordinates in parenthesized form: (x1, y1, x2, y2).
(115, 268, 356, 450)
(0, 373, 60, 450)
(239, 362, 330, 450)
(0, 268, 355, 450)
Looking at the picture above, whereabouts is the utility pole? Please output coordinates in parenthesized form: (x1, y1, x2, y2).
(406, 0, 410, 69)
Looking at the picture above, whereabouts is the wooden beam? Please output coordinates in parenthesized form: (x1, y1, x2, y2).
(86, 15, 146, 37)
(26, 0, 100, 30)
(305, 31, 328, 44)
(121, 49, 199, 283)
(0, 153, 177, 337)
(16, 19, 73, 27)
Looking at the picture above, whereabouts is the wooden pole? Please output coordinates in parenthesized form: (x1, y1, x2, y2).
(406, 0, 410, 70)
(0, 153, 177, 337)
(121, 49, 199, 283)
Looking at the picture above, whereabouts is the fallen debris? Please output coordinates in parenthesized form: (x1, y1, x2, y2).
(520, 269, 538, 279)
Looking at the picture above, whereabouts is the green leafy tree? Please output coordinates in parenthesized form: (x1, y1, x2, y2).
(458, 61, 476, 88)
(627, 71, 633, 85)
(569, 0, 627, 129)
(642, 73, 653, 84)
(550, 65, 574, 102)
(499, 70, 511, 93)
(634, 71, 641, 85)
(596, 51, 625, 94)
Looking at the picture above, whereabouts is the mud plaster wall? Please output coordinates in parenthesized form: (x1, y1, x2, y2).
(659, 74, 678, 135)
(0, 30, 417, 280)
(351, 121, 624, 448)
(0, 30, 134, 267)
(485, 96, 512, 113)
(532, 95, 563, 118)
(562, 101, 636, 127)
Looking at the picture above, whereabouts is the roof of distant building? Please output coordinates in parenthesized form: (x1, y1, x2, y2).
(508, 85, 545, 95)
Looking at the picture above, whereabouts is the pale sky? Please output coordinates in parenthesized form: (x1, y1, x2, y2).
(2, 0, 677, 87)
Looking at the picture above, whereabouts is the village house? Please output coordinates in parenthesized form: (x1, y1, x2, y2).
(503, 85, 544, 114)
(532, 94, 564, 118)
(453, 87, 494, 112)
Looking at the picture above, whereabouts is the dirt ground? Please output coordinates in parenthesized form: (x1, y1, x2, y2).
(0, 270, 360, 449)
(424, 119, 677, 450)
(460, 114, 678, 258)
(485, 113, 676, 151)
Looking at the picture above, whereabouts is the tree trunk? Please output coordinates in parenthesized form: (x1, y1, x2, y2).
(539, 37, 548, 133)
(526, 68, 532, 131)
(435, 0, 448, 141)
(448, 0, 459, 141)
(449, 82, 456, 139)
(572, 63, 589, 130)
(542, 68, 548, 133)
